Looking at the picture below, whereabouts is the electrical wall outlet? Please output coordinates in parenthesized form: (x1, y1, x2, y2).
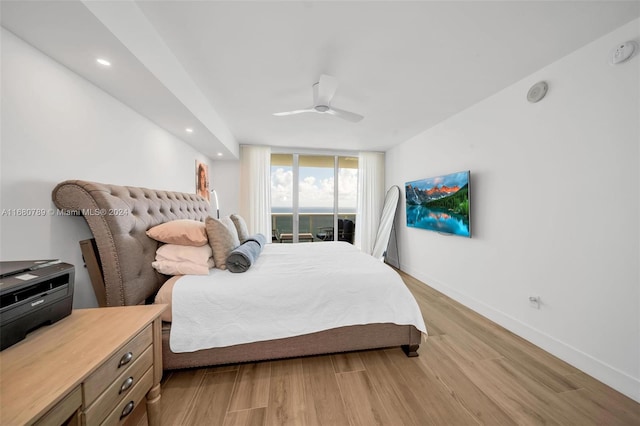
(529, 296, 541, 309)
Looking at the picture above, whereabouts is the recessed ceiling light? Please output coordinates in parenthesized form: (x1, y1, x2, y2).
(185, 128, 194, 133)
(217, 153, 223, 157)
(96, 58, 111, 67)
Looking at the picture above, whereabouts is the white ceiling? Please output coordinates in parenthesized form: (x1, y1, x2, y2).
(2, 1, 639, 160)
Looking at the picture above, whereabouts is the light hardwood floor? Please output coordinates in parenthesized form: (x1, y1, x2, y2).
(146, 271, 640, 425)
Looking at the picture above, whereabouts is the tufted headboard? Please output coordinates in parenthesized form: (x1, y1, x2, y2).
(52, 180, 210, 306)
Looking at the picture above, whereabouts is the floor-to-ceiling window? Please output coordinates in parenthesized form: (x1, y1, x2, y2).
(337, 156, 358, 243)
(271, 153, 357, 243)
(271, 154, 294, 240)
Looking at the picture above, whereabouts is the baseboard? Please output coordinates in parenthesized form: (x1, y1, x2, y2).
(400, 264, 640, 403)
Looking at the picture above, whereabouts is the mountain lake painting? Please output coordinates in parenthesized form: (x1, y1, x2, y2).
(405, 171, 471, 237)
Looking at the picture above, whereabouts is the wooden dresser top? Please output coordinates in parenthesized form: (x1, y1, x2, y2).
(0, 305, 166, 425)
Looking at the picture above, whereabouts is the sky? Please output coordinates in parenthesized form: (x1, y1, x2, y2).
(271, 166, 358, 210)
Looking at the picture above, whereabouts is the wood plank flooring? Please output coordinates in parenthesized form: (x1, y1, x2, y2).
(143, 271, 640, 425)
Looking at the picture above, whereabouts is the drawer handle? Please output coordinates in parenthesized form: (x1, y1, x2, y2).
(119, 376, 134, 394)
(120, 401, 135, 420)
(118, 351, 133, 368)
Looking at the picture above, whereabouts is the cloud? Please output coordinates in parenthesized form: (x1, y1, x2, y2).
(271, 167, 293, 206)
(338, 168, 358, 209)
(299, 175, 333, 207)
(271, 166, 358, 209)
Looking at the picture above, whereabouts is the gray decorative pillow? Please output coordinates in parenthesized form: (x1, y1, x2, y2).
(230, 213, 250, 242)
(205, 216, 240, 270)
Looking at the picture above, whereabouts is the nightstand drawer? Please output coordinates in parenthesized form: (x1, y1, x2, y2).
(101, 368, 153, 426)
(33, 386, 81, 426)
(84, 324, 152, 405)
(84, 345, 153, 425)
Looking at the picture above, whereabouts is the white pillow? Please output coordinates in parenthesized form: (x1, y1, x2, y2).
(152, 244, 214, 275)
(152, 258, 214, 276)
(155, 244, 213, 264)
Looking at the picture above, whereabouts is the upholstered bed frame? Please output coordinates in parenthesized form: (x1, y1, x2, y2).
(52, 180, 421, 370)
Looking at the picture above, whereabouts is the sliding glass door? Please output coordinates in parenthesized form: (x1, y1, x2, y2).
(298, 155, 334, 243)
(271, 154, 293, 242)
(271, 153, 357, 243)
(337, 156, 358, 244)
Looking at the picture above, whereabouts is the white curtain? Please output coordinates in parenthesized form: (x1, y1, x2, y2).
(239, 145, 272, 238)
(354, 151, 385, 254)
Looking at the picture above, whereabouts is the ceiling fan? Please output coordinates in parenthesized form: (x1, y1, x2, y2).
(273, 74, 364, 123)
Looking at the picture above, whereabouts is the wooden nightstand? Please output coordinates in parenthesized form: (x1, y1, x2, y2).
(0, 305, 167, 425)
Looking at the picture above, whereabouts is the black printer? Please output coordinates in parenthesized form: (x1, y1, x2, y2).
(0, 260, 74, 350)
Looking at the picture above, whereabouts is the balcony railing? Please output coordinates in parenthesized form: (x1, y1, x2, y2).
(271, 213, 356, 243)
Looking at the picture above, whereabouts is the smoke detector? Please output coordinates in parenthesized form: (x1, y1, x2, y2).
(609, 41, 637, 65)
(527, 81, 548, 103)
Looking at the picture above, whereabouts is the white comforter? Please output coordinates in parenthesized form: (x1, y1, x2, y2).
(170, 241, 427, 353)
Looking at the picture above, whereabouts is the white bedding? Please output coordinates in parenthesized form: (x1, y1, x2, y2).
(170, 241, 427, 353)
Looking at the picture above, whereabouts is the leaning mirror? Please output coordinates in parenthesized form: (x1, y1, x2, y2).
(371, 185, 400, 262)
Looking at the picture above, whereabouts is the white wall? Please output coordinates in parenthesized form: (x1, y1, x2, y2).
(0, 29, 216, 308)
(387, 20, 639, 401)
(210, 159, 240, 220)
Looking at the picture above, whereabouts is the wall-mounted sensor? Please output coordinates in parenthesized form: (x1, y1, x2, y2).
(527, 81, 548, 103)
(609, 41, 637, 65)
(529, 296, 541, 309)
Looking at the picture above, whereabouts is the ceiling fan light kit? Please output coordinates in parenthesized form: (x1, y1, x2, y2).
(273, 74, 364, 122)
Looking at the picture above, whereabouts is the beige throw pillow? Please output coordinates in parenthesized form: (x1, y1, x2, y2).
(205, 216, 240, 270)
(155, 244, 213, 264)
(146, 219, 208, 246)
(230, 214, 250, 242)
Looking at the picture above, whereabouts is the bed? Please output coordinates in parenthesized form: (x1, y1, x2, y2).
(52, 180, 425, 370)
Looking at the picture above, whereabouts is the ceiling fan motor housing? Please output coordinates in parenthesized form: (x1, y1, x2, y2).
(273, 74, 364, 122)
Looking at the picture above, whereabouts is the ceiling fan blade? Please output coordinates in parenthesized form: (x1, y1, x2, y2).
(273, 108, 315, 116)
(327, 107, 364, 123)
(315, 74, 338, 106)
